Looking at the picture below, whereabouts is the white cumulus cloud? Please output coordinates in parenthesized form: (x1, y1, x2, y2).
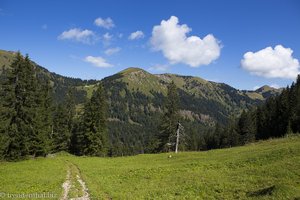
(103, 32, 112, 41)
(84, 56, 112, 68)
(241, 45, 300, 80)
(105, 47, 121, 56)
(94, 17, 115, 29)
(129, 31, 145, 40)
(102, 32, 113, 46)
(150, 16, 221, 67)
(58, 28, 97, 44)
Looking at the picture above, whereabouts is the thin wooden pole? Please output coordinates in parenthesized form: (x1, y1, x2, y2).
(175, 122, 180, 153)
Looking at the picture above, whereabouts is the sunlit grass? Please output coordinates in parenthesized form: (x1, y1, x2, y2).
(70, 135, 300, 199)
(0, 136, 300, 199)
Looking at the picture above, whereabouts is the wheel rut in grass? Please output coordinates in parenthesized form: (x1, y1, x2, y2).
(61, 161, 90, 200)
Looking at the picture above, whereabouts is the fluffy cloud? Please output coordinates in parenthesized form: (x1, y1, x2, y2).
(105, 47, 121, 56)
(103, 32, 112, 41)
(58, 28, 97, 44)
(129, 31, 145, 40)
(102, 32, 113, 46)
(150, 16, 221, 67)
(241, 45, 300, 79)
(84, 56, 112, 68)
(94, 17, 115, 29)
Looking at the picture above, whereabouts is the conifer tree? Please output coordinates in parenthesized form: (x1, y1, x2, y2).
(65, 88, 79, 154)
(80, 83, 108, 156)
(0, 53, 55, 160)
(238, 110, 256, 144)
(0, 53, 34, 160)
(21, 55, 47, 157)
(157, 81, 180, 152)
(33, 79, 53, 156)
(289, 82, 297, 132)
(256, 106, 267, 139)
(0, 63, 17, 159)
(65, 88, 76, 132)
(227, 116, 240, 147)
(276, 88, 290, 136)
(295, 75, 300, 132)
(52, 104, 70, 152)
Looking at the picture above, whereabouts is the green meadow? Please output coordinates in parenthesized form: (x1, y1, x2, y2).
(1, 135, 300, 199)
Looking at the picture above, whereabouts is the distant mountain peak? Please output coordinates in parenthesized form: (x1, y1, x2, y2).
(255, 85, 277, 93)
(118, 67, 147, 75)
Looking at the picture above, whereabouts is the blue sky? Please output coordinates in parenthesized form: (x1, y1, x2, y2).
(0, 0, 300, 90)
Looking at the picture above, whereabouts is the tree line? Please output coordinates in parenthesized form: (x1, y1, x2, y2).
(152, 76, 300, 152)
(199, 75, 300, 150)
(0, 53, 108, 160)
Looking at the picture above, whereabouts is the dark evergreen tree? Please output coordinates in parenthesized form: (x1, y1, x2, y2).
(225, 117, 240, 147)
(205, 123, 222, 149)
(237, 110, 256, 144)
(0, 53, 36, 160)
(256, 106, 267, 139)
(79, 83, 108, 156)
(33, 79, 53, 156)
(157, 81, 180, 152)
(275, 88, 290, 137)
(52, 88, 77, 153)
(294, 75, 300, 132)
(231, 74, 300, 143)
(0, 53, 56, 160)
(52, 104, 70, 152)
(64, 88, 77, 153)
(65, 88, 76, 131)
(289, 82, 298, 132)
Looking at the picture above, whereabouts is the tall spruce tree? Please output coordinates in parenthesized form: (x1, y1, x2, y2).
(52, 104, 70, 151)
(0, 53, 54, 160)
(0, 53, 35, 160)
(52, 88, 76, 153)
(79, 83, 108, 156)
(276, 88, 290, 137)
(295, 75, 300, 132)
(289, 82, 297, 132)
(157, 81, 180, 152)
(65, 88, 76, 132)
(33, 79, 53, 156)
(65, 88, 78, 154)
(0, 61, 19, 159)
(237, 110, 256, 144)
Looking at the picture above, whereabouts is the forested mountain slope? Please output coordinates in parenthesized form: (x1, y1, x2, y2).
(0, 50, 96, 104)
(0, 50, 281, 155)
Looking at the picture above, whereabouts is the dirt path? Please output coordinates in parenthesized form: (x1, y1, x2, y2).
(61, 170, 71, 200)
(61, 161, 90, 200)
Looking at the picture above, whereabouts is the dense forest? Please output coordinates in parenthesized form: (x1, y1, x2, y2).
(203, 75, 300, 150)
(1, 52, 297, 161)
(0, 53, 107, 160)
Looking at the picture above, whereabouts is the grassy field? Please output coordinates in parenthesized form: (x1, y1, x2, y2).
(1, 136, 300, 199)
(0, 156, 66, 199)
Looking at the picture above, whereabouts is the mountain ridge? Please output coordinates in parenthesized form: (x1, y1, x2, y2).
(0, 49, 283, 155)
(0, 50, 281, 95)
(0, 49, 282, 122)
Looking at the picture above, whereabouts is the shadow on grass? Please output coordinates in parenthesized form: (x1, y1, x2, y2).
(247, 185, 275, 197)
